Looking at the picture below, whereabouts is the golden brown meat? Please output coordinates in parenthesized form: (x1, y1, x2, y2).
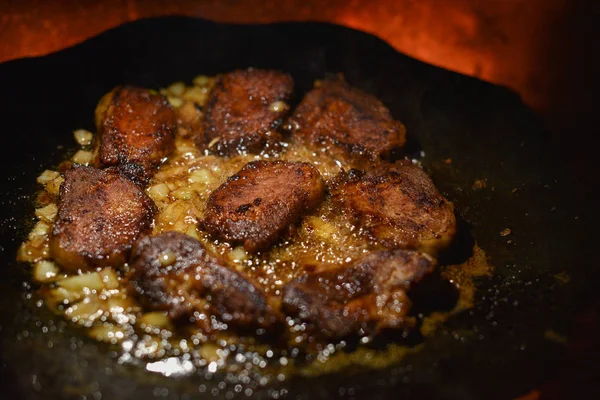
(282, 249, 436, 339)
(50, 166, 156, 271)
(95, 85, 176, 186)
(331, 161, 456, 255)
(287, 78, 406, 164)
(199, 69, 294, 155)
(200, 160, 324, 253)
(129, 232, 282, 333)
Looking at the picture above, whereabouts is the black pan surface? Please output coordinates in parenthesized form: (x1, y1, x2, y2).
(0, 17, 596, 400)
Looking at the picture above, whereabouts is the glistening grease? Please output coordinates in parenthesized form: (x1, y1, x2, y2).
(17, 73, 492, 385)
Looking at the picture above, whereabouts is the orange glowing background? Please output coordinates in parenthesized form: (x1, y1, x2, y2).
(0, 0, 589, 124)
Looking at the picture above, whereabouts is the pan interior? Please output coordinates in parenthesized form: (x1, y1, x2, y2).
(0, 16, 595, 400)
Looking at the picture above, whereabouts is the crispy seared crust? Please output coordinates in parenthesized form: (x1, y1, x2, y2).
(287, 78, 406, 163)
(50, 166, 156, 271)
(200, 69, 294, 155)
(129, 231, 282, 332)
(331, 161, 456, 255)
(200, 160, 324, 252)
(282, 249, 436, 338)
(44, 74, 460, 343)
(95, 85, 176, 186)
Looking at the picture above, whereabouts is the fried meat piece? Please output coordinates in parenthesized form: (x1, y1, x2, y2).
(129, 231, 281, 332)
(287, 78, 406, 163)
(95, 85, 176, 185)
(331, 161, 456, 255)
(282, 249, 435, 338)
(200, 161, 324, 252)
(200, 69, 294, 155)
(50, 166, 156, 271)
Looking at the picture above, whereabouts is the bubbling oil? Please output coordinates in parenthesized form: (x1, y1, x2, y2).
(16, 75, 493, 385)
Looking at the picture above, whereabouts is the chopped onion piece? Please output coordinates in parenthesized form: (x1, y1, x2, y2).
(138, 311, 171, 332)
(33, 260, 59, 282)
(37, 170, 60, 184)
(45, 176, 64, 195)
(148, 183, 170, 201)
(16, 241, 48, 263)
(192, 75, 210, 87)
(65, 299, 106, 326)
(182, 87, 208, 106)
(35, 203, 58, 222)
(160, 201, 188, 224)
(269, 101, 288, 113)
(229, 246, 248, 263)
(199, 343, 221, 362)
(72, 150, 94, 165)
(58, 271, 105, 292)
(172, 221, 189, 233)
(107, 295, 139, 315)
(49, 286, 81, 304)
(170, 187, 193, 200)
(167, 82, 186, 96)
(175, 138, 197, 155)
(159, 250, 177, 266)
(167, 96, 183, 108)
(99, 268, 120, 290)
(29, 221, 50, 239)
(88, 323, 125, 343)
(306, 216, 337, 240)
(186, 225, 200, 240)
(188, 169, 213, 184)
(73, 129, 93, 145)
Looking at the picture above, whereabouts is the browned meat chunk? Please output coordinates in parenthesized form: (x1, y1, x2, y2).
(128, 231, 282, 332)
(50, 166, 156, 271)
(200, 69, 294, 155)
(331, 161, 456, 255)
(282, 249, 435, 338)
(287, 78, 406, 163)
(95, 85, 176, 185)
(200, 160, 324, 252)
